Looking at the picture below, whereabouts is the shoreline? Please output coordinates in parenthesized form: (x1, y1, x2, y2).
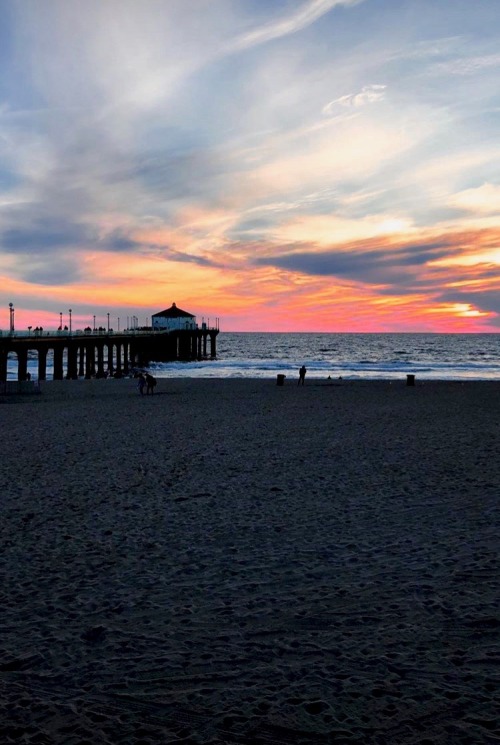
(1, 377, 499, 743)
(6, 374, 500, 386)
(3, 375, 500, 406)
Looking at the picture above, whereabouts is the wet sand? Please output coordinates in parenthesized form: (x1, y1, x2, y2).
(1, 378, 499, 744)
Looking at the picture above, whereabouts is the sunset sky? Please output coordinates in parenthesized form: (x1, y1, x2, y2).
(1, 0, 499, 332)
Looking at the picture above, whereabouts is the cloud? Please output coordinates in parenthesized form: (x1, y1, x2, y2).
(433, 53, 500, 76)
(469, 290, 500, 316)
(1, 222, 83, 253)
(255, 239, 452, 287)
(323, 84, 386, 114)
(449, 183, 500, 215)
(436, 288, 500, 326)
(14, 256, 82, 286)
(252, 227, 500, 306)
(224, 0, 365, 54)
(387, 37, 464, 63)
(160, 249, 221, 268)
(97, 231, 141, 253)
(128, 148, 234, 202)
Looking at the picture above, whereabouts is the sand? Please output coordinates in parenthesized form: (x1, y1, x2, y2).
(0, 378, 499, 744)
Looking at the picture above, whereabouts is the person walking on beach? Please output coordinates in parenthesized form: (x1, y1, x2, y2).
(145, 373, 156, 395)
(298, 365, 307, 386)
(137, 373, 146, 396)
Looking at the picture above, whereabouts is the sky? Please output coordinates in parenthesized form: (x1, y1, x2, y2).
(0, 0, 499, 332)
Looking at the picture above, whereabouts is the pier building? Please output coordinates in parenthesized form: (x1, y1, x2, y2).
(152, 303, 197, 330)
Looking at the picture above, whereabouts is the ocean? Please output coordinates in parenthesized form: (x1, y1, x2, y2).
(9, 332, 500, 382)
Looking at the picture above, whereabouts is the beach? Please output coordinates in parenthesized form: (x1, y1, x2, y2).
(1, 378, 499, 744)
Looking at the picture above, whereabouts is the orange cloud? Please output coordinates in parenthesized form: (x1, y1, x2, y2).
(2, 221, 499, 333)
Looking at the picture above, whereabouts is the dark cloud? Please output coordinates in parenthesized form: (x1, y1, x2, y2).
(1, 216, 143, 256)
(256, 240, 453, 286)
(158, 246, 222, 268)
(1, 218, 88, 253)
(10, 254, 82, 286)
(438, 288, 500, 315)
(99, 231, 141, 253)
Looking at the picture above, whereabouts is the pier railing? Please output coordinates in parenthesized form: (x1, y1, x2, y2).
(0, 326, 218, 339)
(0, 329, 161, 338)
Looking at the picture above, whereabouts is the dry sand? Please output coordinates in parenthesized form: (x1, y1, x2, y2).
(0, 378, 499, 744)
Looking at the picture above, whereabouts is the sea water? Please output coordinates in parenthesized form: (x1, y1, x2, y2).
(152, 333, 500, 380)
(9, 332, 499, 381)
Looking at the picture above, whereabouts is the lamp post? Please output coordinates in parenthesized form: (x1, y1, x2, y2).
(107, 313, 110, 332)
(93, 315, 96, 332)
(117, 317, 120, 332)
(69, 309, 72, 334)
(59, 312, 62, 329)
(9, 302, 14, 333)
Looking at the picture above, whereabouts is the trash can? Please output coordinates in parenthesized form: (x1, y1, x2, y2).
(276, 374, 286, 386)
(406, 374, 415, 386)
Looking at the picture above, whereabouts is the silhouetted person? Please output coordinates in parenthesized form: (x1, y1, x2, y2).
(298, 365, 307, 386)
(145, 373, 156, 395)
(137, 373, 146, 396)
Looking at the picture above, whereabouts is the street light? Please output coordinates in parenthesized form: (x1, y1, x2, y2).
(117, 317, 120, 332)
(59, 312, 62, 330)
(93, 315, 96, 332)
(9, 302, 14, 333)
(107, 313, 110, 332)
(69, 309, 72, 334)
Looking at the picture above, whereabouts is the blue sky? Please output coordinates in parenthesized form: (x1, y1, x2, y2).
(1, 0, 499, 331)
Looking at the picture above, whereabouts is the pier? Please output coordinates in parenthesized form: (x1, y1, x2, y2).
(0, 326, 219, 382)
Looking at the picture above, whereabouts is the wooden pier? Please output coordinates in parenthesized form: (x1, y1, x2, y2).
(0, 327, 219, 382)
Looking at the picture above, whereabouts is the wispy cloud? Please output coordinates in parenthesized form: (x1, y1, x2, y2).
(224, 0, 366, 53)
(387, 36, 464, 63)
(323, 84, 386, 114)
(433, 52, 500, 76)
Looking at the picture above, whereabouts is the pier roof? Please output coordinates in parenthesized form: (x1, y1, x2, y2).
(152, 303, 195, 318)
